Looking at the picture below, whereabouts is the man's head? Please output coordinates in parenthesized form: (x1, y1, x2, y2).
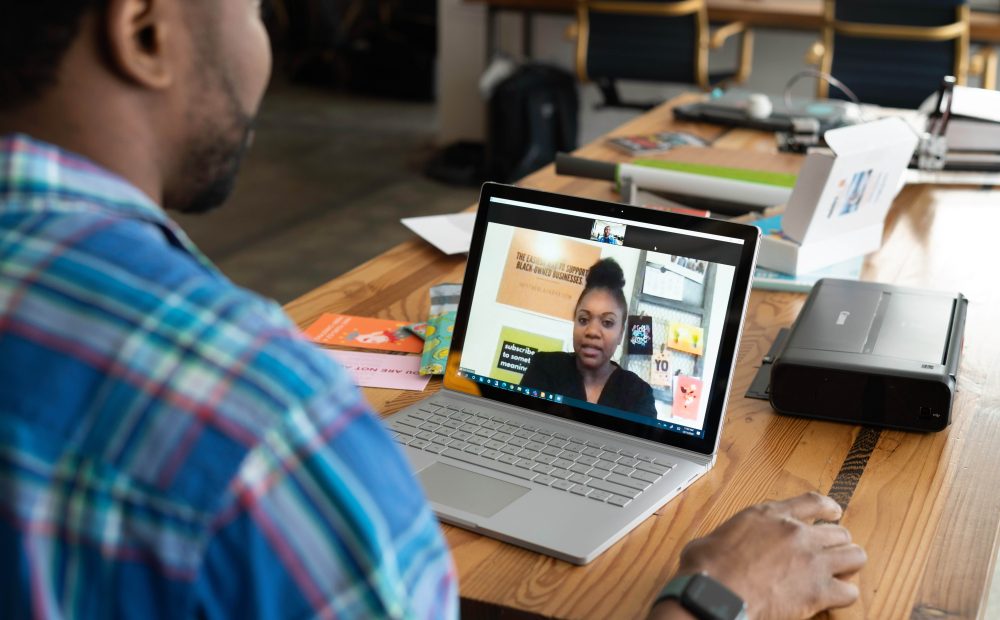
(0, 0, 272, 213)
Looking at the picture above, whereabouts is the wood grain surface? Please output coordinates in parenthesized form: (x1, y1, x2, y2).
(284, 95, 1000, 619)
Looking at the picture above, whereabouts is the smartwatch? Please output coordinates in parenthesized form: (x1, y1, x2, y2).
(655, 573, 747, 620)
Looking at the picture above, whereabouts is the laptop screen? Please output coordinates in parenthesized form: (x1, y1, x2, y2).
(444, 184, 760, 455)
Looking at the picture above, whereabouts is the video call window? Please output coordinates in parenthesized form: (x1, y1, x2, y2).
(459, 215, 737, 437)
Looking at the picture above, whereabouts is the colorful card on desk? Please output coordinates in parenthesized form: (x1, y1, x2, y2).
(304, 313, 424, 353)
(409, 283, 462, 376)
(324, 350, 431, 391)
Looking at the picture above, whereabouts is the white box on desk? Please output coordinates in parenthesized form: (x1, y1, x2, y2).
(757, 117, 918, 275)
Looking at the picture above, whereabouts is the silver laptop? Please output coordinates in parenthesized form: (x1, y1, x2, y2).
(386, 183, 760, 564)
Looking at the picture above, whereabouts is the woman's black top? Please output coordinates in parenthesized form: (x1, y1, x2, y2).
(520, 351, 657, 418)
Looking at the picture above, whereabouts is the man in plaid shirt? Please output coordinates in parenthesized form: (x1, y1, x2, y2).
(0, 1, 456, 617)
(0, 1, 867, 619)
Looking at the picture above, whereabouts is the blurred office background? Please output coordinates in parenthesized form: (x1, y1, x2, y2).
(177, 0, 1000, 304)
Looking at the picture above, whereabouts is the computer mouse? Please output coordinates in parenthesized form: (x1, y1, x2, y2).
(746, 93, 773, 120)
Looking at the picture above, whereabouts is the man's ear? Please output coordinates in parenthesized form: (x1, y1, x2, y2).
(103, 0, 178, 90)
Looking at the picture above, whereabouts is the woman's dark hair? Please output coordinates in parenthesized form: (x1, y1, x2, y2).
(0, 1, 107, 111)
(577, 258, 628, 318)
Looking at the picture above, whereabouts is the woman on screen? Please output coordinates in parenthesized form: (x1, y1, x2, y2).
(521, 258, 657, 418)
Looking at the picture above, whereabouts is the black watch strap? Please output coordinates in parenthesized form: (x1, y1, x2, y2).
(655, 573, 747, 620)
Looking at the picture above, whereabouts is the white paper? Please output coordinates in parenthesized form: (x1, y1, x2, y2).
(401, 212, 476, 255)
(642, 264, 684, 300)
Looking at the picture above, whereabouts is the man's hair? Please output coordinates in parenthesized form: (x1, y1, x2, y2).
(0, 1, 107, 110)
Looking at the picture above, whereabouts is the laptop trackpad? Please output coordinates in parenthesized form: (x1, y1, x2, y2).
(418, 463, 530, 518)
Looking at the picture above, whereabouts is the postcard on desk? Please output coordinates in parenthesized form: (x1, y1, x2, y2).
(401, 212, 476, 255)
(323, 349, 431, 391)
(304, 313, 425, 353)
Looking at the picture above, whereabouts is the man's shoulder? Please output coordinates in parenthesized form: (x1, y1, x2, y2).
(1, 207, 359, 506)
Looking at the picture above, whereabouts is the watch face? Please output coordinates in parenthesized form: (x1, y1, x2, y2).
(682, 574, 746, 620)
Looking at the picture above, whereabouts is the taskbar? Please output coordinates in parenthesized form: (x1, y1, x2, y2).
(458, 370, 704, 439)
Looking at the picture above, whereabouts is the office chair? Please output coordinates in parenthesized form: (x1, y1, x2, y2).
(572, 0, 754, 111)
(809, 0, 997, 109)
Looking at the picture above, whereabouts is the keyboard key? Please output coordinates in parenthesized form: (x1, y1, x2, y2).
(429, 415, 449, 425)
(515, 459, 534, 469)
(569, 484, 590, 496)
(408, 439, 429, 449)
(532, 427, 551, 436)
(459, 423, 479, 433)
(612, 465, 634, 476)
(598, 451, 619, 463)
(451, 431, 472, 442)
(607, 473, 650, 491)
(418, 423, 440, 432)
(568, 473, 589, 485)
(534, 475, 555, 486)
(443, 419, 462, 429)
(464, 445, 486, 455)
(481, 449, 502, 460)
(607, 495, 631, 508)
(509, 437, 529, 447)
(492, 432, 513, 443)
(552, 479, 574, 491)
(587, 478, 639, 499)
(441, 448, 534, 480)
(525, 441, 547, 452)
(467, 436, 487, 446)
(484, 439, 505, 451)
(541, 446, 562, 457)
(397, 417, 419, 428)
(514, 429, 534, 440)
(588, 490, 612, 502)
(425, 444, 446, 455)
(588, 468, 610, 480)
(552, 458, 575, 470)
(483, 420, 503, 430)
(431, 435, 451, 446)
(416, 431, 434, 441)
(518, 450, 540, 460)
(618, 449, 637, 458)
(391, 433, 404, 443)
(533, 464, 554, 475)
(593, 459, 616, 471)
(576, 455, 598, 466)
(499, 424, 520, 434)
(632, 470, 661, 484)
(390, 422, 416, 436)
(582, 447, 602, 458)
(569, 464, 592, 475)
(636, 454, 656, 463)
(547, 439, 568, 449)
(449, 440, 469, 451)
(500, 445, 521, 456)
(550, 468, 571, 480)
(635, 462, 671, 476)
(522, 424, 538, 432)
(553, 432, 570, 440)
(475, 428, 495, 438)
(535, 454, 556, 465)
(498, 454, 519, 465)
(618, 457, 638, 467)
(564, 442, 585, 454)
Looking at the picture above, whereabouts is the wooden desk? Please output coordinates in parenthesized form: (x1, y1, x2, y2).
(284, 95, 1000, 618)
(466, 0, 1000, 45)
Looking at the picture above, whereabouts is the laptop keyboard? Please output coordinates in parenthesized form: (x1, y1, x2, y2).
(389, 400, 675, 509)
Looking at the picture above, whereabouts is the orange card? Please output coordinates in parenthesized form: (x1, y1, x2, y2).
(304, 313, 424, 353)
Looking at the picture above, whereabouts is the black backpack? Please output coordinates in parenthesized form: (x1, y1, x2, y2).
(487, 63, 579, 182)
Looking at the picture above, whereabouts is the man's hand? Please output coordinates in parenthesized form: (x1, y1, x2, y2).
(650, 492, 867, 620)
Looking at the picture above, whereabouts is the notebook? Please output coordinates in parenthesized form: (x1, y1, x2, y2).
(385, 183, 760, 564)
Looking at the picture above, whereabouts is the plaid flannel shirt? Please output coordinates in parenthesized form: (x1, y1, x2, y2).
(0, 134, 456, 619)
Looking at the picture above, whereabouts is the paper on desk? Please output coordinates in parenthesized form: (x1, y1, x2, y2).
(401, 212, 476, 255)
(324, 349, 431, 391)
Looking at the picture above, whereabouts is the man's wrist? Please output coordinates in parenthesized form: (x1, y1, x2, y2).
(653, 573, 747, 620)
